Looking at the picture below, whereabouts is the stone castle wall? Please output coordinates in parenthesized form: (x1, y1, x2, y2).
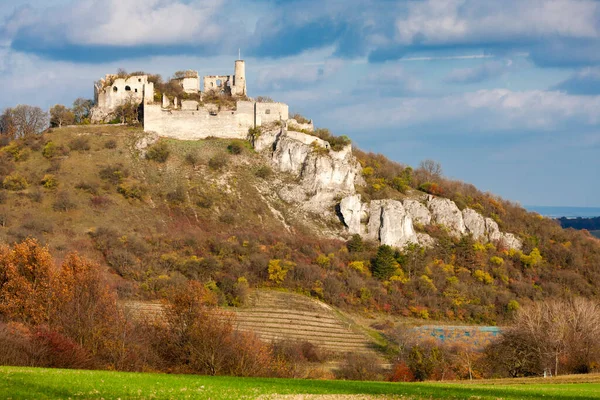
(144, 104, 254, 140)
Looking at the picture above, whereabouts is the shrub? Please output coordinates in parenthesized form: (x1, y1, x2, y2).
(75, 181, 99, 195)
(166, 186, 186, 204)
(290, 113, 310, 124)
(196, 194, 214, 209)
(418, 182, 444, 196)
(145, 141, 170, 163)
(208, 154, 227, 171)
(104, 139, 117, 149)
(227, 142, 243, 155)
(53, 191, 77, 212)
(99, 164, 129, 185)
(42, 142, 56, 159)
(68, 137, 90, 151)
(335, 352, 384, 381)
(41, 174, 58, 189)
(117, 183, 144, 200)
(184, 151, 200, 167)
(255, 165, 272, 179)
(90, 195, 112, 208)
(3, 173, 28, 191)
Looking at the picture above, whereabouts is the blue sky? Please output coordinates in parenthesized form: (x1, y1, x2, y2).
(1, 0, 600, 207)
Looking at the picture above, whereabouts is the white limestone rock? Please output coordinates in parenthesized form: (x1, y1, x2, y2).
(403, 199, 431, 226)
(339, 194, 365, 235)
(462, 208, 486, 240)
(427, 196, 466, 237)
(268, 132, 361, 212)
(500, 232, 523, 251)
(367, 200, 418, 248)
(484, 218, 503, 242)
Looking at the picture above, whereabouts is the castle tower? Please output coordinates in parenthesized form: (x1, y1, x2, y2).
(234, 59, 246, 96)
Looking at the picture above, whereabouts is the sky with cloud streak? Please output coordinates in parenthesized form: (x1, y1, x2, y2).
(1, 0, 599, 207)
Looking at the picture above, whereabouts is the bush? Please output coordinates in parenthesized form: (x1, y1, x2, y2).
(41, 174, 58, 189)
(104, 139, 117, 149)
(184, 151, 200, 167)
(166, 186, 186, 204)
(99, 165, 129, 185)
(117, 183, 144, 200)
(418, 182, 444, 196)
(255, 165, 272, 179)
(145, 141, 170, 163)
(227, 142, 243, 155)
(335, 352, 384, 381)
(53, 191, 77, 212)
(68, 137, 90, 151)
(90, 195, 112, 208)
(3, 173, 28, 191)
(75, 181, 99, 195)
(208, 155, 227, 171)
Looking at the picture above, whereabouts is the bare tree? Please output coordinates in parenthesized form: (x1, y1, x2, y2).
(50, 105, 75, 128)
(1, 105, 48, 138)
(417, 159, 443, 182)
(484, 298, 600, 377)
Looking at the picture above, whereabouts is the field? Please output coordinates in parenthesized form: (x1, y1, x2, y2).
(1, 367, 600, 400)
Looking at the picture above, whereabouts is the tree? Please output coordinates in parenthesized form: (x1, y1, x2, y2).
(416, 159, 443, 184)
(0, 105, 48, 138)
(72, 98, 94, 124)
(484, 298, 600, 377)
(49, 105, 75, 128)
(371, 245, 399, 280)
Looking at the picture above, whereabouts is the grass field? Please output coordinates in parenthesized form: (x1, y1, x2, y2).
(1, 367, 600, 400)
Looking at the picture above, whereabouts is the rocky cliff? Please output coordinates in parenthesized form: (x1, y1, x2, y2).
(339, 193, 522, 250)
(254, 123, 522, 250)
(255, 126, 363, 213)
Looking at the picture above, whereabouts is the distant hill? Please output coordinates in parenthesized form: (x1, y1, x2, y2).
(558, 216, 600, 231)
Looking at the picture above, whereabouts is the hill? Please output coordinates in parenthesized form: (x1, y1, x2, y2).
(0, 124, 598, 326)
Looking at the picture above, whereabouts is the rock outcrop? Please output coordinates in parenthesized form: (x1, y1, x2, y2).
(427, 196, 466, 237)
(404, 199, 431, 225)
(367, 200, 418, 248)
(338, 194, 522, 250)
(254, 123, 522, 251)
(257, 126, 363, 213)
(339, 194, 365, 235)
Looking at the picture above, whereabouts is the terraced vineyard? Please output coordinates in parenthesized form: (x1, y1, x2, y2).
(232, 290, 382, 358)
(125, 290, 385, 361)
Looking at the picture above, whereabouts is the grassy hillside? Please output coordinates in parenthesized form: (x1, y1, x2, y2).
(2, 366, 599, 400)
(0, 124, 599, 327)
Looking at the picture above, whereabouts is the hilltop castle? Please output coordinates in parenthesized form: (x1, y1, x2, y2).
(92, 60, 308, 140)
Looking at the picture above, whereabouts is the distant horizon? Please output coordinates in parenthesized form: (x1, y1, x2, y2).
(524, 205, 600, 219)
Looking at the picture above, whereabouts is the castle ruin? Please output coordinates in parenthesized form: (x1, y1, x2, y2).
(92, 59, 299, 140)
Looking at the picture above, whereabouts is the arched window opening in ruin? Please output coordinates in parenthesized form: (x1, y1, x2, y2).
(216, 79, 222, 87)
(125, 86, 131, 91)
(138, 79, 142, 82)
(210, 82, 214, 88)
(113, 86, 118, 92)
(265, 109, 271, 114)
(135, 89, 138, 93)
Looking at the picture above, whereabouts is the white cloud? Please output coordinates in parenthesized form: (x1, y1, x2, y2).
(395, 0, 600, 46)
(327, 89, 600, 133)
(4, 0, 235, 47)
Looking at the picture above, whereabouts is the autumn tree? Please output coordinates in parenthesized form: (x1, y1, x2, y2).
(72, 98, 94, 124)
(49, 105, 75, 128)
(0, 105, 48, 138)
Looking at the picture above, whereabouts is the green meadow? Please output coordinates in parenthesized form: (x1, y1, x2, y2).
(1, 366, 600, 399)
